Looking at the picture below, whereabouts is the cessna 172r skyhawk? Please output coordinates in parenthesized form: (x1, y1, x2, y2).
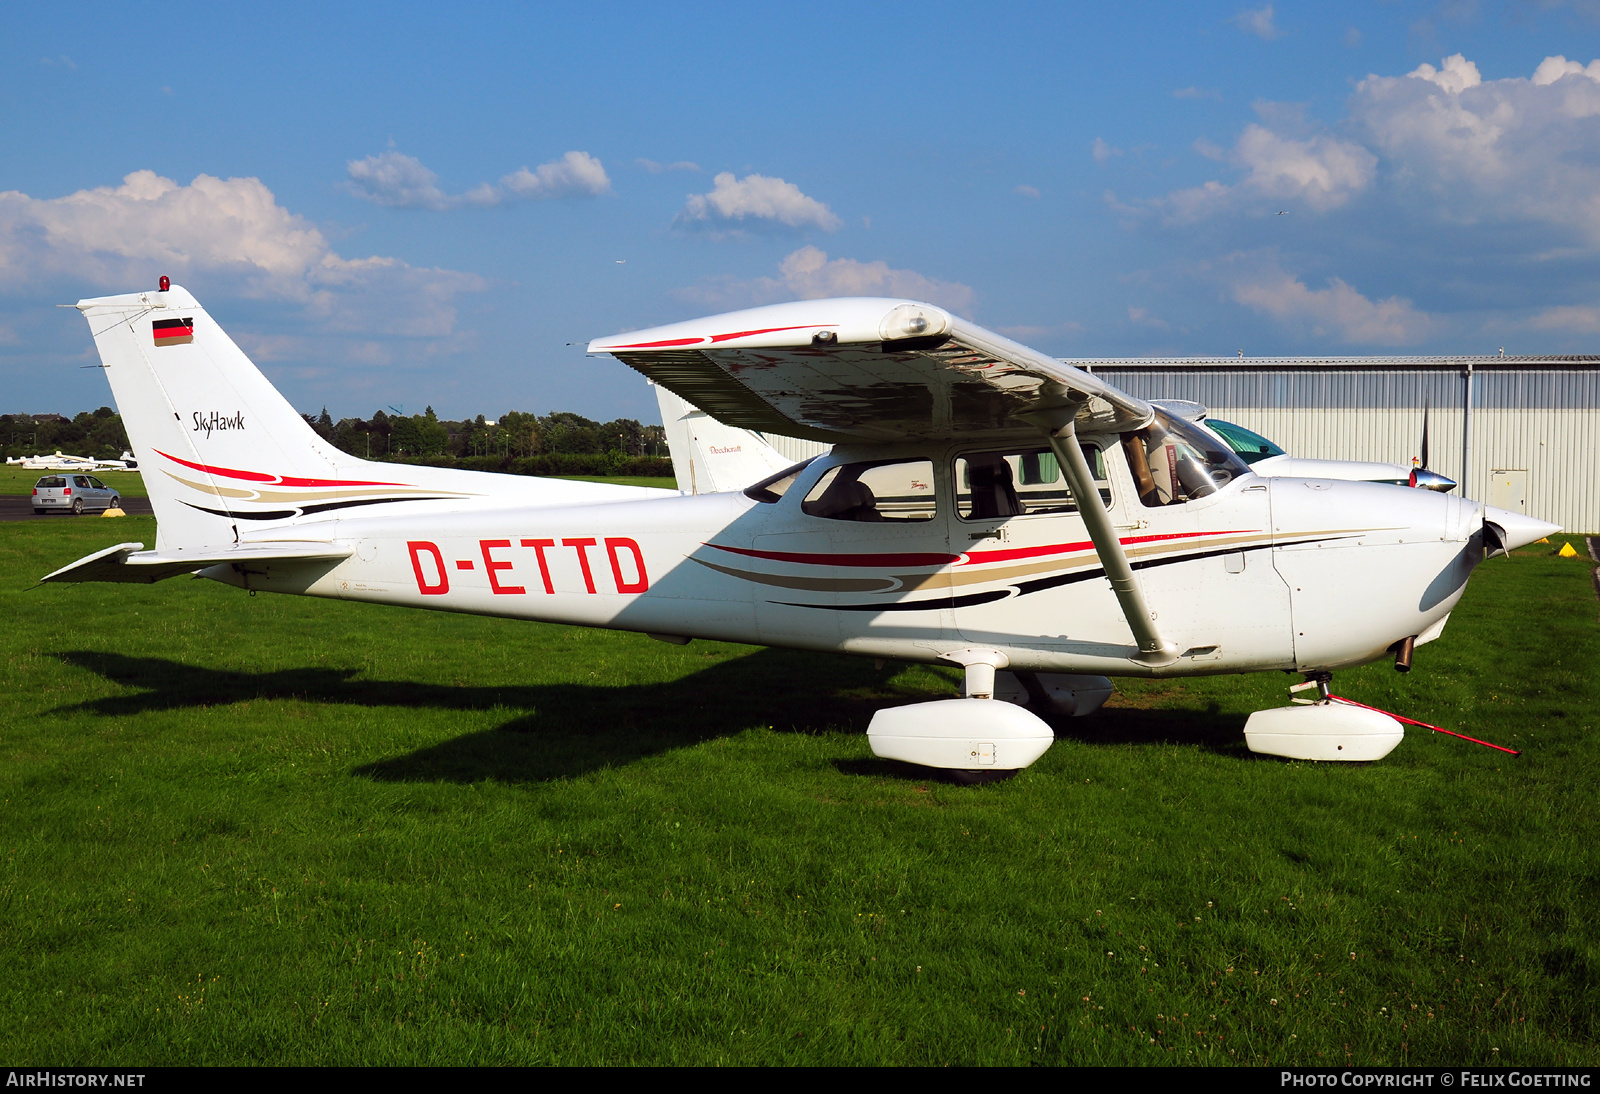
(44, 284, 1557, 773)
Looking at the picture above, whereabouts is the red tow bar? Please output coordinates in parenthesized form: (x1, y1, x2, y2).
(1329, 695, 1521, 756)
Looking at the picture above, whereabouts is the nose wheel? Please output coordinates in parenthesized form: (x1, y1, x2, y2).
(1242, 670, 1405, 761)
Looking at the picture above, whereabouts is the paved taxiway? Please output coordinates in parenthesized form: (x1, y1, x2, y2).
(0, 496, 153, 522)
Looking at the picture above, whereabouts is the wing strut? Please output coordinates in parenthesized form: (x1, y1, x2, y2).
(1027, 407, 1178, 667)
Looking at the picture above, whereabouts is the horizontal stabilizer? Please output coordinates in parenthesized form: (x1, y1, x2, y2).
(42, 541, 353, 584)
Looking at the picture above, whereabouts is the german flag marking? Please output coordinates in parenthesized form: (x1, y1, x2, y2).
(152, 317, 194, 346)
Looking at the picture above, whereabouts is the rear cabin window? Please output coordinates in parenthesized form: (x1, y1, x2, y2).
(801, 459, 937, 522)
(955, 446, 1110, 520)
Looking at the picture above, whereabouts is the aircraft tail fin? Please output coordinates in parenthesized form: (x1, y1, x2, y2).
(76, 285, 388, 549)
(653, 383, 803, 495)
(72, 284, 503, 551)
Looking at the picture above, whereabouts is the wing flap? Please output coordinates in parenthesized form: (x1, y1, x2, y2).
(42, 541, 353, 584)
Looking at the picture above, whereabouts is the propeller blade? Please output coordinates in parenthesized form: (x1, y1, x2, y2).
(1483, 516, 1508, 560)
(1420, 402, 1431, 471)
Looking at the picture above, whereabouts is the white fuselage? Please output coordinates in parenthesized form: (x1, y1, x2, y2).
(203, 444, 1482, 679)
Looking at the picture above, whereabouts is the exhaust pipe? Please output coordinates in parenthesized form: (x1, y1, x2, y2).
(1391, 635, 1415, 673)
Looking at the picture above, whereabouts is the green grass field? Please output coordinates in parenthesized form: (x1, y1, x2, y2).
(2, 509, 1596, 1065)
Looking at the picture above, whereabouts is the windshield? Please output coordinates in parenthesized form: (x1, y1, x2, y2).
(1120, 410, 1251, 507)
(1206, 419, 1286, 465)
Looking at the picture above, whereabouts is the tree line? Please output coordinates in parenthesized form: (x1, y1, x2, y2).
(1, 409, 129, 460)
(302, 407, 665, 461)
(3, 406, 673, 478)
(302, 407, 672, 476)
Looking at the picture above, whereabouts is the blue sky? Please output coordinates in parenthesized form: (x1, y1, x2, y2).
(6, 2, 1600, 424)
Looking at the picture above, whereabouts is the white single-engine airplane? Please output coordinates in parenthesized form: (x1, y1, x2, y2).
(7, 450, 140, 472)
(45, 284, 1557, 775)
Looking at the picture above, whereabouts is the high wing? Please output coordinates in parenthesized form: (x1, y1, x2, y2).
(588, 298, 1154, 444)
(592, 297, 1175, 664)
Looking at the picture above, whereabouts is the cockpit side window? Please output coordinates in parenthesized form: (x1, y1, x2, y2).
(955, 446, 1110, 520)
(801, 459, 937, 522)
(1121, 411, 1251, 507)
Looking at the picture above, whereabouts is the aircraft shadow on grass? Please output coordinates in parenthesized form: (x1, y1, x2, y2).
(53, 647, 1249, 784)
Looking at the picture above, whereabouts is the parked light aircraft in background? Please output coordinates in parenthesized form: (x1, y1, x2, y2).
(1155, 401, 1458, 493)
(7, 450, 139, 472)
(43, 285, 1555, 775)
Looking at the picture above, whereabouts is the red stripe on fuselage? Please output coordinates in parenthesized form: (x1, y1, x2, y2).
(705, 529, 1259, 570)
(156, 449, 407, 488)
(962, 529, 1253, 565)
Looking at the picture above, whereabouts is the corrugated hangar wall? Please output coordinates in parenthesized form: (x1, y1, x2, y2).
(1089, 359, 1600, 535)
(756, 356, 1600, 534)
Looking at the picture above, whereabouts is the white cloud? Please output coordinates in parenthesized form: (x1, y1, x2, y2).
(1232, 4, 1282, 40)
(345, 152, 455, 210)
(1174, 86, 1222, 100)
(1526, 304, 1600, 333)
(1154, 126, 1375, 222)
(1229, 260, 1435, 344)
(1015, 184, 1041, 198)
(1092, 137, 1123, 163)
(0, 170, 484, 337)
(675, 172, 841, 232)
(677, 246, 974, 313)
(498, 151, 612, 200)
(1532, 56, 1600, 85)
(1407, 53, 1482, 95)
(1132, 52, 1600, 239)
(345, 150, 610, 210)
(1349, 53, 1600, 241)
(1232, 126, 1376, 209)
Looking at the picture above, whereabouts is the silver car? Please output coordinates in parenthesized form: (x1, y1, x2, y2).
(33, 474, 121, 515)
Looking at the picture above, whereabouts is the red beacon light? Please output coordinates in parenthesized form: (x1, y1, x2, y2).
(158, 276, 170, 292)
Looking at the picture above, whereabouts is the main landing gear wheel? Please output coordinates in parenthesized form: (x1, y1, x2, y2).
(867, 650, 1055, 780)
(947, 768, 1021, 786)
